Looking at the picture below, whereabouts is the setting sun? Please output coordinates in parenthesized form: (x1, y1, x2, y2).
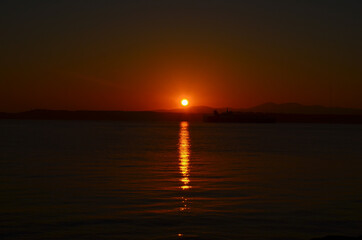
(181, 99, 189, 106)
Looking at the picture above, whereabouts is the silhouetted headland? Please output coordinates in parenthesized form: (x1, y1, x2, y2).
(0, 110, 202, 122)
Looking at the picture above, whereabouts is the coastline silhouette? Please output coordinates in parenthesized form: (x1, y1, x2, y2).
(2, 102, 362, 124)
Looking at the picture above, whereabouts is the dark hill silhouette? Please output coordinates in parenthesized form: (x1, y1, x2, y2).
(246, 102, 362, 115)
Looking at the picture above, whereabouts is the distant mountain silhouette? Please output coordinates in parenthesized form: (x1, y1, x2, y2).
(157, 103, 362, 115)
(247, 102, 362, 115)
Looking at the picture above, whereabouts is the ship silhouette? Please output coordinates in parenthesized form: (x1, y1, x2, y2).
(204, 108, 276, 123)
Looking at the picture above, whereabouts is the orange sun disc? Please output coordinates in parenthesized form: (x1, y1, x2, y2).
(181, 99, 189, 106)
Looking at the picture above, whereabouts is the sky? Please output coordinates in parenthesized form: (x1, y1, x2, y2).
(1, 0, 361, 112)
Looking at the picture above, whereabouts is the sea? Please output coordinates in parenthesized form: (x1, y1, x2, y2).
(1, 120, 362, 240)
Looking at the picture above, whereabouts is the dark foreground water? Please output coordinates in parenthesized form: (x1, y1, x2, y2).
(1, 120, 362, 240)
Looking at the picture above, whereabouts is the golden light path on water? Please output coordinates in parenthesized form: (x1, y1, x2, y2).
(178, 121, 191, 212)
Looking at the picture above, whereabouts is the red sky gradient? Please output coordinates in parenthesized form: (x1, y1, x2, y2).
(1, 1, 361, 112)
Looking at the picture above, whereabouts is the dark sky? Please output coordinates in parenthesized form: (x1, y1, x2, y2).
(1, 0, 361, 111)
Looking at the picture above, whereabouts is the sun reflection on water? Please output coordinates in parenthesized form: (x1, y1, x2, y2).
(179, 121, 191, 191)
(178, 121, 191, 212)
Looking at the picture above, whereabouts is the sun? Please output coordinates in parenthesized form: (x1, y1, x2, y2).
(181, 99, 189, 106)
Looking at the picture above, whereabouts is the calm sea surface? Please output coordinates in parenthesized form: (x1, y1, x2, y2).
(1, 120, 362, 240)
